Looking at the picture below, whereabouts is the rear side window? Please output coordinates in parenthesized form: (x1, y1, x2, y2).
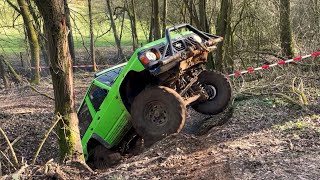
(89, 85, 109, 111)
(96, 66, 123, 86)
(78, 103, 92, 137)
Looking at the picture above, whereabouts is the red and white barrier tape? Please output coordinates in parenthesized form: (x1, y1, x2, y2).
(31, 51, 320, 74)
(226, 51, 320, 77)
(30, 64, 111, 69)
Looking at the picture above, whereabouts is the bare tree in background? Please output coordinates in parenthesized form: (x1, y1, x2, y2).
(126, 0, 139, 50)
(199, 0, 209, 32)
(17, 0, 41, 84)
(280, 0, 295, 58)
(0, 56, 9, 89)
(215, 0, 233, 72)
(161, 0, 167, 37)
(153, 0, 161, 40)
(88, 0, 97, 71)
(106, 0, 124, 60)
(64, 0, 76, 65)
(34, 0, 84, 161)
(183, 0, 201, 28)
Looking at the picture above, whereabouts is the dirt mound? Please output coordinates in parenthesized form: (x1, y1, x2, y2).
(1, 72, 319, 179)
(92, 97, 320, 180)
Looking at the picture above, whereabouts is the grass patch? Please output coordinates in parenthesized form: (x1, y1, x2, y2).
(273, 115, 320, 133)
(0, 1, 150, 54)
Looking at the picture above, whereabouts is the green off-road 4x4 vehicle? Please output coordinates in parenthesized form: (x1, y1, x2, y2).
(78, 24, 232, 168)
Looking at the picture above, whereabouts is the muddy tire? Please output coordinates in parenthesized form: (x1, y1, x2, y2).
(192, 71, 232, 115)
(91, 145, 121, 169)
(131, 86, 186, 145)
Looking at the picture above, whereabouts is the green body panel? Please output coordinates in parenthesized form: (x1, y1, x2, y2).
(79, 51, 145, 159)
(79, 31, 193, 159)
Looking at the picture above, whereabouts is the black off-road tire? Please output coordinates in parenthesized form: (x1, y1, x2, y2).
(192, 70, 232, 115)
(131, 86, 186, 145)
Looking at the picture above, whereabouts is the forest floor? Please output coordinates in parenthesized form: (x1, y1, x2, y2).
(0, 53, 320, 179)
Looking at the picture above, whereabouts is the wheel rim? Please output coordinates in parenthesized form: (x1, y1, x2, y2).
(144, 101, 168, 126)
(204, 84, 217, 100)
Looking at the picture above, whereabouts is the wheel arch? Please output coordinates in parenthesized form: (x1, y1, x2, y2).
(119, 70, 157, 112)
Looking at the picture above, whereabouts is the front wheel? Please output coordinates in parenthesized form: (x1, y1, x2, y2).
(192, 71, 232, 115)
(131, 86, 186, 145)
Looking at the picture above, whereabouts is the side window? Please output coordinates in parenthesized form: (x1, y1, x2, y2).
(89, 85, 109, 111)
(78, 103, 92, 137)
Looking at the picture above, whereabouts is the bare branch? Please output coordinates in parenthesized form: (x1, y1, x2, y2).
(4, 0, 21, 14)
(0, 127, 19, 169)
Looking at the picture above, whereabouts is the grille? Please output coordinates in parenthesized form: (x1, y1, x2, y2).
(172, 40, 186, 52)
(159, 45, 170, 58)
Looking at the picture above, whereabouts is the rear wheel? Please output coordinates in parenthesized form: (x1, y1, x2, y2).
(131, 86, 186, 145)
(192, 71, 232, 115)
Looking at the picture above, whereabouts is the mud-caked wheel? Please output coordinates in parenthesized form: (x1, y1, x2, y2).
(192, 71, 232, 115)
(131, 86, 186, 145)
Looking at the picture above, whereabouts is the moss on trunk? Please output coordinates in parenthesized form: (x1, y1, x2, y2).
(34, 0, 84, 162)
(17, 0, 40, 84)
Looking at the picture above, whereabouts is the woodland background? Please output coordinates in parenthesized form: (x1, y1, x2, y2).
(0, 0, 319, 179)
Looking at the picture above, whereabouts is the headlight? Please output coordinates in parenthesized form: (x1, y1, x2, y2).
(192, 34, 202, 43)
(145, 51, 157, 61)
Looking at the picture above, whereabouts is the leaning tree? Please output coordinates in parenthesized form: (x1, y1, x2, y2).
(33, 0, 84, 161)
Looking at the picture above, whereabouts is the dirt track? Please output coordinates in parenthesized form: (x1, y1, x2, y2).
(0, 71, 320, 179)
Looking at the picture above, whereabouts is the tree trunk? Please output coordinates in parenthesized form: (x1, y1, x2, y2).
(0, 56, 9, 89)
(215, 0, 233, 71)
(34, 0, 84, 162)
(199, 0, 208, 31)
(215, 0, 233, 72)
(64, 0, 76, 65)
(189, 0, 193, 25)
(149, 0, 155, 42)
(88, 0, 97, 71)
(27, 0, 50, 66)
(161, 0, 167, 37)
(153, 0, 161, 40)
(17, 0, 40, 84)
(280, 0, 295, 58)
(106, 0, 124, 60)
(183, 0, 201, 28)
(127, 0, 139, 50)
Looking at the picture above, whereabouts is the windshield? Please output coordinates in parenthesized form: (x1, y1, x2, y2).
(95, 66, 124, 86)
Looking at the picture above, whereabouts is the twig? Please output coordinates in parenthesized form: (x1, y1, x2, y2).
(237, 50, 286, 60)
(32, 114, 62, 165)
(69, 15, 90, 55)
(0, 127, 19, 168)
(28, 85, 54, 101)
(0, 150, 17, 171)
(4, 135, 22, 153)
